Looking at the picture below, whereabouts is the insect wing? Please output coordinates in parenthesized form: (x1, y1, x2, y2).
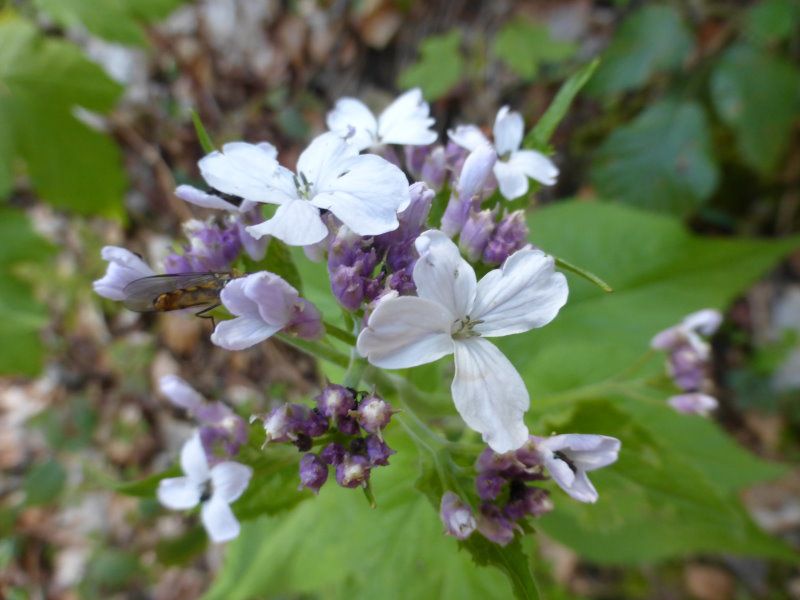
(122, 273, 230, 312)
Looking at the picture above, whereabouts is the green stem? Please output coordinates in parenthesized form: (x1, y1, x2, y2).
(342, 350, 367, 389)
(324, 321, 356, 345)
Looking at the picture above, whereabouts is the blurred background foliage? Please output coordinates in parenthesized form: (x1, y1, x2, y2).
(0, 0, 799, 598)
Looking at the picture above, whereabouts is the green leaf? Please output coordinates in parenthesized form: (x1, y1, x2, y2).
(525, 59, 599, 150)
(33, 0, 187, 46)
(156, 526, 207, 566)
(591, 100, 718, 215)
(191, 109, 217, 154)
(115, 466, 179, 497)
(710, 44, 800, 175)
(744, 0, 800, 46)
(206, 431, 517, 600)
(23, 459, 66, 505)
(587, 5, 693, 95)
(398, 30, 465, 101)
(0, 16, 126, 217)
(493, 18, 576, 81)
(0, 207, 54, 375)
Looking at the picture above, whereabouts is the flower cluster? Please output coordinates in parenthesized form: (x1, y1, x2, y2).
(256, 384, 396, 494)
(441, 434, 620, 545)
(92, 88, 625, 547)
(651, 309, 723, 415)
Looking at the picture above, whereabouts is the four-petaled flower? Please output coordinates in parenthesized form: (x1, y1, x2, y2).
(535, 434, 620, 503)
(197, 133, 410, 246)
(157, 432, 253, 543)
(449, 106, 558, 200)
(357, 230, 568, 453)
(327, 88, 437, 151)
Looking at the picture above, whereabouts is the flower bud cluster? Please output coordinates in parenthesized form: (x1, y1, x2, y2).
(460, 209, 531, 266)
(440, 441, 553, 547)
(164, 218, 242, 273)
(256, 384, 396, 495)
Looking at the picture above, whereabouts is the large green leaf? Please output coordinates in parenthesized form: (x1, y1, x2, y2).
(205, 431, 517, 600)
(588, 5, 693, 96)
(0, 16, 125, 217)
(0, 207, 54, 375)
(711, 44, 800, 175)
(591, 100, 718, 215)
(33, 0, 187, 46)
(398, 30, 465, 101)
(495, 201, 798, 562)
(493, 18, 575, 81)
(744, 0, 800, 46)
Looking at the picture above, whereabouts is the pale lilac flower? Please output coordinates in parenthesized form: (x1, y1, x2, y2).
(200, 134, 410, 246)
(441, 144, 497, 237)
(440, 492, 477, 540)
(327, 88, 437, 151)
(668, 393, 719, 416)
(159, 375, 247, 460)
(449, 106, 558, 200)
(535, 434, 620, 503)
(357, 231, 568, 452)
(651, 309, 723, 358)
(459, 208, 496, 262)
(211, 271, 323, 351)
(157, 433, 252, 543)
(93, 246, 156, 300)
(483, 210, 530, 266)
(335, 454, 370, 488)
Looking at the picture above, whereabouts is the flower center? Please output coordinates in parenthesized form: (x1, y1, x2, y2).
(451, 316, 483, 339)
(199, 479, 213, 503)
(294, 172, 314, 199)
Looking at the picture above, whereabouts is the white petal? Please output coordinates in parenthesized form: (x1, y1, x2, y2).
(650, 325, 683, 350)
(508, 150, 558, 186)
(493, 159, 530, 200)
(448, 125, 491, 152)
(539, 434, 621, 472)
(542, 451, 576, 489)
(668, 393, 718, 416)
(93, 246, 155, 300)
(452, 338, 529, 453)
(210, 461, 253, 503)
(457, 144, 497, 201)
(562, 469, 599, 503)
(201, 496, 241, 543)
(472, 249, 568, 337)
(159, 374, 205, 412)
(175, 184, 240, 211)
(377, 88, 437, 146)
(297, 132, 359, 190)
(218, 277, 260, 318)
(157, 476, 202, 510)
(246, 200, 328, 246)
(210, 315, 282, 351)
(357, 296, 455, 368)
(198, 142, 281, 203)
(493, 106, 524, 156)
(180, 432, 209, 482)
(413, 230, 477, 319)
(682, 309, 723, 336)
(312, 154, 410, 236)
(326, 97, 378, 151)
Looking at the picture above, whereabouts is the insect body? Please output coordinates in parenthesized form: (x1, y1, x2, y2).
(122, 272, 236, 318)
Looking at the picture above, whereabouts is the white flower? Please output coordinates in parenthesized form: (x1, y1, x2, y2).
(157, 433, 252, 543)
(357, 230, 568, 452)
(651, 309, 723, 358)
(198, 134, 410, 246)
(93, 246, 155, 301)
(327, 88, 437, 151)
(536, 434, 620, 503)
(449, 106, 558, 200)
(668, 393, 718, 416)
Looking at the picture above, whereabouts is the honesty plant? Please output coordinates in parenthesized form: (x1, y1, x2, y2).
(94, 87, 627, 556)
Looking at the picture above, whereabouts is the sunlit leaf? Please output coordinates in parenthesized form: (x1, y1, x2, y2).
(493, 18, 576, 81)
(398, 30, 465, 101)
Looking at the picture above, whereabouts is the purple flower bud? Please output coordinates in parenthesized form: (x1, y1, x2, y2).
(421, 146, 448, 191)
(335, 454, 370, 488)
(404, 144, 431, 177)
(259, 403, 308, 443)
(475, 472, 506, 501)
(328, 227, 380, 311)
(476, 447, 521, 476)
(336, 414, 361, 436)
(441, 193, 470, 238)
(669, 345, 707, 391)
(365, 435, 395, 466)
(440, 492, 477, 540)
(476, 503, 517, 546)
(668, 393, 718, 416)
(316, 385, 356, 419)
(354, 394, 393, 434)
(503, 483, 553, 521)
(165, 219, 242, 273)
(287, 298, 325, 340)
(386, 268, 416, 296)
(303, 408, 330, 438)
(444, 140, 468, 174)
(482, 211, 529, 266)
(457, 144, 497, 203)
(320, 442, 346, 466)
(459, 209, 496, 262)
(298, 453, 329, 494)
